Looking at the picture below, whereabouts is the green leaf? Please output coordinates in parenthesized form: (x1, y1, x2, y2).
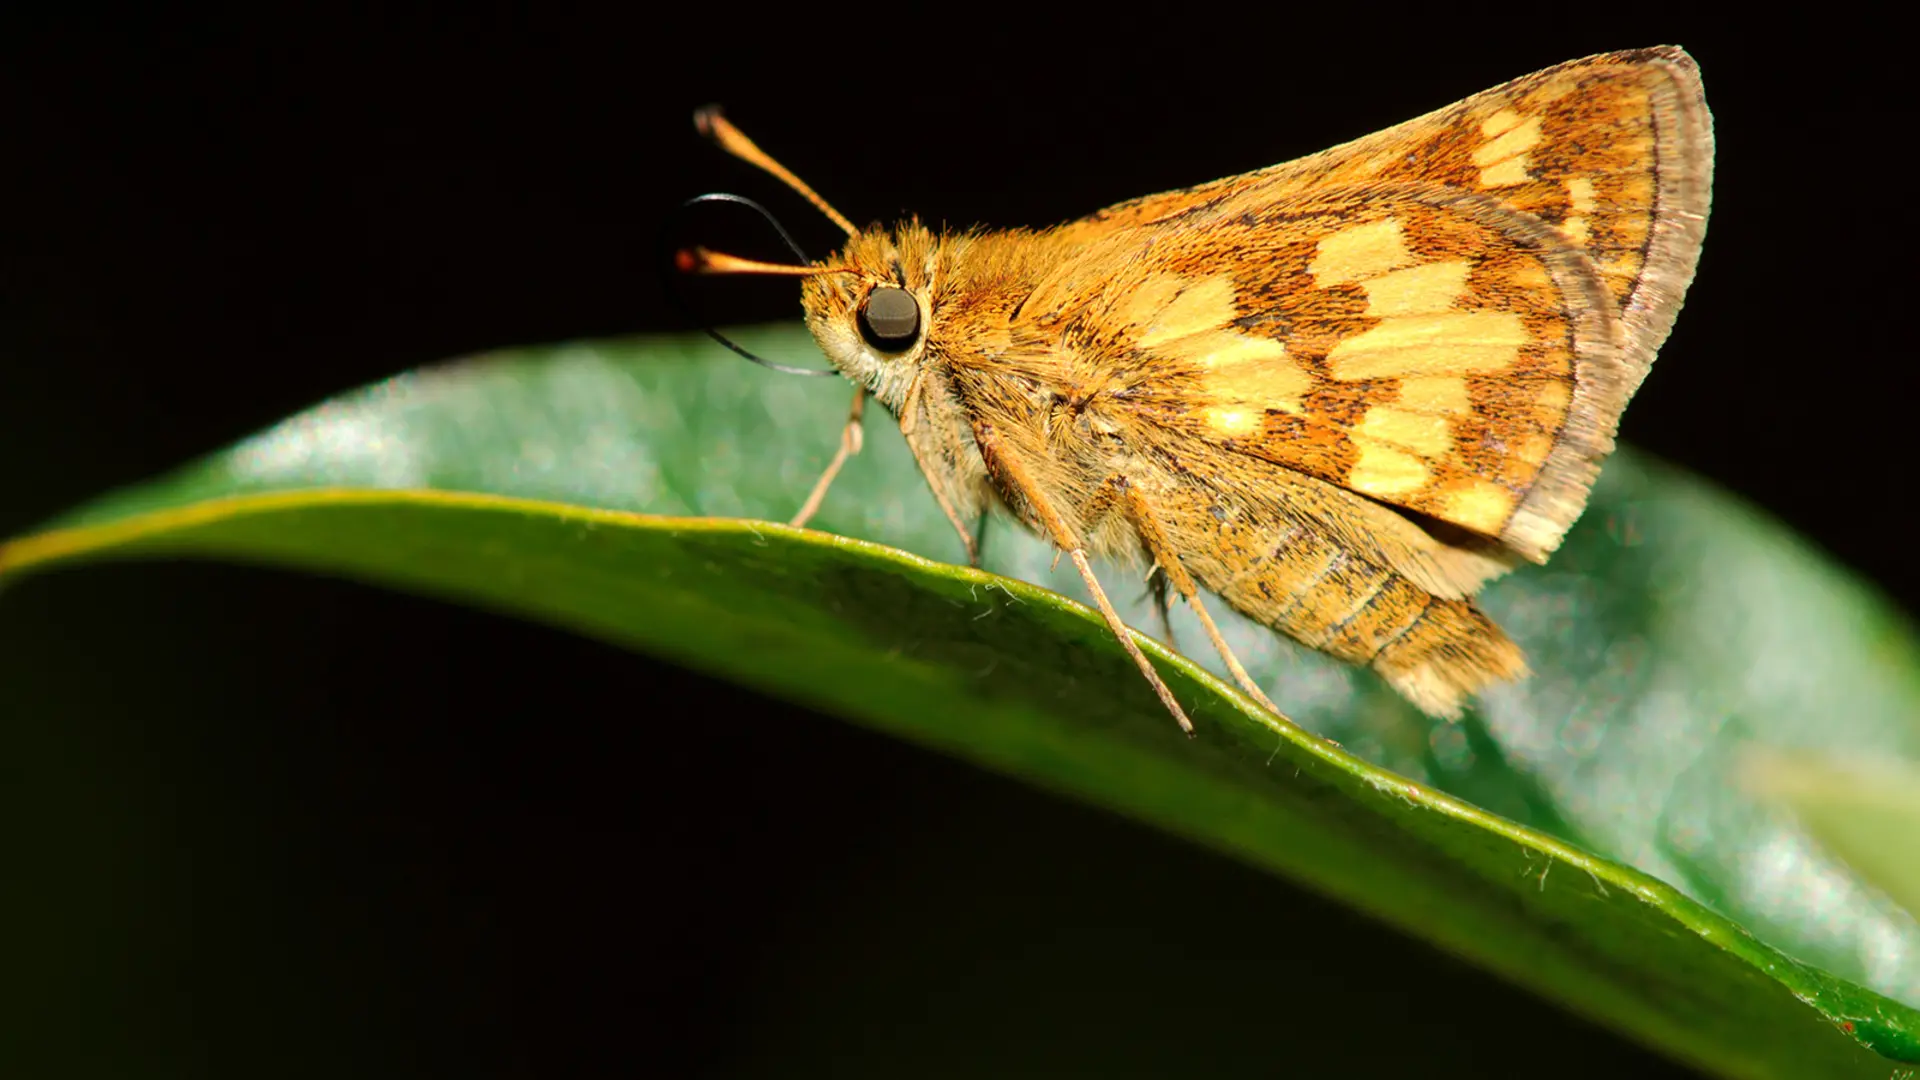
(1744, 752, 1920, 923)
(5, 328, 1920, 1077)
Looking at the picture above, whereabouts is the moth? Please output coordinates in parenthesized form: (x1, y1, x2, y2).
(680, 47, 1713, 735)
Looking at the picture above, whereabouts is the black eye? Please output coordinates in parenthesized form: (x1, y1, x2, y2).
(858, 286, 921, 350)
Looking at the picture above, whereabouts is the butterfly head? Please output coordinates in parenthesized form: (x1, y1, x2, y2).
(682, 107, 945, 410)
(796, 223, 942, 410)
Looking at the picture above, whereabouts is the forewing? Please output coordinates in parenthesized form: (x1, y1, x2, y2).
(1062, 47, 1710, 341)
(1039, 46, 1710, 561)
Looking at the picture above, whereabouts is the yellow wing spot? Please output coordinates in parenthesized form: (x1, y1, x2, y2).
(1516, 433, 1556, 466)
(1156, 330, 1289, 368)
(1473, 113, 1542, 189)
(1397, 376, 1471, 415)
(1135, 275, 1237, 347)
(1361, 260, 1471, 317)
(1566, 177, 1597, 212)
(1441, 479, 1516, 535)
(1120, 273, 1311, 415)
(1478, 158, 1532, 188)
(1535, 379, 1572, 429)
(1358, 405, 1452, 458)
(1480, 108, 1526, 138)
(1560, 179, 1597, 245)
(1526, 72, 1582, 105)
(1203, 406, 1262, 436)
(1326, 312, 1530, 380)
(1117, 272, 1188, 334)
(1473, 114, 1543, 166)
(1349, 440, 1430, 499)
(1203, 354, 1311, 415)
(1310, 218, 1412, 286)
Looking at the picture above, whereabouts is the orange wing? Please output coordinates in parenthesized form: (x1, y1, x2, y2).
(1030, 46, 1711, 561)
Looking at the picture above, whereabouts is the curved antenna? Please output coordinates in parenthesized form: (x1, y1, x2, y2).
(663, 193, 842, 378)
(683, 192, 814, 264)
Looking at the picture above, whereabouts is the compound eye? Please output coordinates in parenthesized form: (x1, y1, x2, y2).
(858, 286, 921, 350)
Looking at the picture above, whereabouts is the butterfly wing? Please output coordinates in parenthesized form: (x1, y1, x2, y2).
(1033, 46, 1710, 563)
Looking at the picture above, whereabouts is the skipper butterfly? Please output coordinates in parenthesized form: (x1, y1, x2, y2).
(680, 47, 1713, 734)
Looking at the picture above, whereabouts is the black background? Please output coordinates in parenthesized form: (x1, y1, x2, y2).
(1, 10, 1909, 1078)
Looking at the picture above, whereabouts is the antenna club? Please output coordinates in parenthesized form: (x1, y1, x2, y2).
(693, 104, 723, 139)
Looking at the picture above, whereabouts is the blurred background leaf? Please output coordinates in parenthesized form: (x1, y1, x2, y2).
(1744, 753, 1920, 924)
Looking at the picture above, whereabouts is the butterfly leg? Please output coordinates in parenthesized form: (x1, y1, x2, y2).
(898, 375, 982, 567)
(1146, 568, 1178, 650)
(1084, 475, 1177, 647)
(923, 465, 982, 568)
(973, 423, 1194, 736)
(1118, 481, 1291, 722)
(790, 387, 866, 529)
